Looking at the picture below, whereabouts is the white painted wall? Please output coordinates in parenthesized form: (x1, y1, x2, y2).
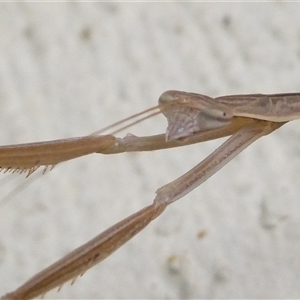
(1, 2, 300, 298)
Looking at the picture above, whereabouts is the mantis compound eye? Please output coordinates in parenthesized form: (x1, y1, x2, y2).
(158, 90, 177, 104)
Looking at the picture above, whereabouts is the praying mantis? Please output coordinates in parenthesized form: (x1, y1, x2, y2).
(1, 89, 299, 299)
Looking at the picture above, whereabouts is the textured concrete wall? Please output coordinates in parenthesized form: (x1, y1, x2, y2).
(1, 2, 300, 298)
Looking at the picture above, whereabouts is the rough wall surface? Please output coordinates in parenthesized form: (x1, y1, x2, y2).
(1, 2, 300, 299)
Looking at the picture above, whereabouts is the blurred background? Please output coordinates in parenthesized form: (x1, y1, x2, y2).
(1, 2, 300, 298)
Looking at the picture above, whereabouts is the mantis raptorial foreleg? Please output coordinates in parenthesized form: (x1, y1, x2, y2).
(0, 135, 116, 176)
(2, 120, 284, 300)
(2, 90, 297, 299)
(155, 120, 284, 204)
(100, 116, 255, 154)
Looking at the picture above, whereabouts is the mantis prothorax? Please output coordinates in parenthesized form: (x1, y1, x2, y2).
(2, 90, 297, 299)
